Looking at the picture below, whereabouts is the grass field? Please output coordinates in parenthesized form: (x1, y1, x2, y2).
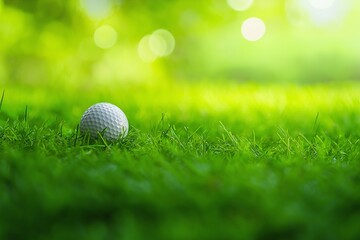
(1, 81, 360, 239)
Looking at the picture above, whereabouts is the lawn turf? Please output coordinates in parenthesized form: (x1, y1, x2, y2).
(1, 82, 360, 239)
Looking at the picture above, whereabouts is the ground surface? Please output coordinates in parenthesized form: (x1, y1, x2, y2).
(1, 81, 360, 239)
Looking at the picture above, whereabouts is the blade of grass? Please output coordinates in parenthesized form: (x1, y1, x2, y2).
(24, 105, 28, 122)
(74, 124, 79, 147)
(97, 131, 110, 149)
(313, 112, 320, 137)
(219, 121, 238, 146)
(0, 90, 4, 110)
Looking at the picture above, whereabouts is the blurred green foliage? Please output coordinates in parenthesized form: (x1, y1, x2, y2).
(1, 0, 360, 87)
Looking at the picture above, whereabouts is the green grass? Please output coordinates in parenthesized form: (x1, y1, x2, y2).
(1, 81, 360, 240)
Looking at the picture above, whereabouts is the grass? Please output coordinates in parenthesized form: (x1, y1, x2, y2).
(0, 81, 360, 240)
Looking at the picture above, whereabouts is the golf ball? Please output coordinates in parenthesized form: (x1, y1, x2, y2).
(80, 102, 129, 142)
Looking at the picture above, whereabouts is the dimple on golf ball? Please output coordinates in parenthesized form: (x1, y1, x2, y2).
(80, 102, 129, 142)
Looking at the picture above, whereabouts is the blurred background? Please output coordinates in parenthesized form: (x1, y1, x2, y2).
(1, 0, 360, 88)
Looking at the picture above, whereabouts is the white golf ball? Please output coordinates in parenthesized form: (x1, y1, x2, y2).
(80, 102, 129, 142)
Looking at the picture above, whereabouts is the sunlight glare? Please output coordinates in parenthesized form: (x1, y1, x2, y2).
(286, 0, 347, 27)
(308, 0, 335, 9)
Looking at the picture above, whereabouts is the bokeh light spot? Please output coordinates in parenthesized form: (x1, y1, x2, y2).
(80, 0, 112, 19)
(138, 35, 157, 63)
(241, 17, 266, 41)
(94, 25, 117, 49)
(149, 29, 175, 57)
(227, 0, 253, 11)
(138, 29, 176, 62)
